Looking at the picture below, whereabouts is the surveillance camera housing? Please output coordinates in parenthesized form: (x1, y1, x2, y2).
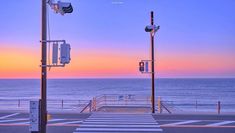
(145, 25, 160, 32)
(58, 1, 73, 14)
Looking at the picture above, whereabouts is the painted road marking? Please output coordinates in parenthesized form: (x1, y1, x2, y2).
(83, 121, 159, 125)
(161, 120, 201, 126)
(0, 118, 27, 123)
(13, 121, 30, 124)
(52, 120, 83, 125)
(48, 119, 65, 122)
(80, 124, 160, 128)
(0, 113, 20, 119)
(76, 127, 163, 132)
(75, 113, 163, 132)
(0, 118, 82, 125)
(9, 118, 65, 125)
(160, 125, 235, 128)
(206, 121, 235, 126)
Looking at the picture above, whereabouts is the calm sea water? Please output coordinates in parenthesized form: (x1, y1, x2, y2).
(0, 78, 234, 111)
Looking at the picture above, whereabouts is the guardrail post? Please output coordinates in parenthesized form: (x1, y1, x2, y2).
(92, 97, 96, 111)
(89, 100, 92, 112)
(18, 99, 20, 107)
(158, 97, 162, 113)
(61, 100, 63, 109)
(217, 101, 221, 114)
(125, 95, 127, 105)
(104, 95, 106, 105)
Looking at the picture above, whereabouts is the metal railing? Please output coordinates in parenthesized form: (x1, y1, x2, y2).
(0, 99, 91, 112)
(159, 100, 235, 114)
(0, 96, 234, 114)
(91, 94, 173, 114)
(92, 94, 152, 110)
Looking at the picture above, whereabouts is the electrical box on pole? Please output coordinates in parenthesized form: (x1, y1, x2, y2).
(29, 100, 40, 132)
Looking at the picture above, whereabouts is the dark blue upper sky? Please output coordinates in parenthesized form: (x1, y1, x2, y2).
(1, 0, 235, 51)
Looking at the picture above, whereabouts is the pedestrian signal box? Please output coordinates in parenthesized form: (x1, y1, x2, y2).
(60, 43, 71, 64)
(139, 61, 145, 72)
(52, 43, 59, 64)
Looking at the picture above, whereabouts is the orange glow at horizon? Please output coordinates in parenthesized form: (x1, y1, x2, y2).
(0, 45, 235, 78)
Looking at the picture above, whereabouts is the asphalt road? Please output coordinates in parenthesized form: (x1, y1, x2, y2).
(153, 114, 235, 133)
(0, 112, 235, 133)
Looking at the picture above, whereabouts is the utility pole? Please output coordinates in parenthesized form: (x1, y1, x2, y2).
(40, 0, 47, 132)
(142, 11, 159, 113)
(150, 11, 155, 113)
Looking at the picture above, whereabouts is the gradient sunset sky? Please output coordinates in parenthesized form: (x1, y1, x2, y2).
(0, 0, 235, 78)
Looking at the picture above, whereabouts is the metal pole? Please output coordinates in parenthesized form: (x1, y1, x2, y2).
(41, 0, 47, 133)
(150, 11, 155, 113)
(217, 101, 221, 114)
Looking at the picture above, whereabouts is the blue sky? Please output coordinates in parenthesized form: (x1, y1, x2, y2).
(0, 0, 235, 78)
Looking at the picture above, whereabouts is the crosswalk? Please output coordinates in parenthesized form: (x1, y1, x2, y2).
(74, 113, 163, 133)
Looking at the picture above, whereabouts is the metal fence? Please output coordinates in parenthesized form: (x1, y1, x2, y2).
(0, 95, 234, 114)
(0, 99, 91, 113)
(92, 94, 151, 109)
(162, 100, 235, 114)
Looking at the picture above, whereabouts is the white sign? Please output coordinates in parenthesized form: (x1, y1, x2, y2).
(29, 100, 40, 132)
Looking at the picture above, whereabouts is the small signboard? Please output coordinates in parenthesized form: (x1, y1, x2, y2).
(29, 100, 40, 132)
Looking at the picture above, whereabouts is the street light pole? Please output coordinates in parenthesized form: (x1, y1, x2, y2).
(150, 11, 155, 113)
(41, 0, 47, 132)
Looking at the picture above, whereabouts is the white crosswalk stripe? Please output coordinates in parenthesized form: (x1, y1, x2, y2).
(161, 120, 201, 126)
(74, 113, 163, 133)
(0, 118, 28, 123)
(0, 113, 20, 119)
(51, 120, 83, 125)
(206, 121, 235, 126)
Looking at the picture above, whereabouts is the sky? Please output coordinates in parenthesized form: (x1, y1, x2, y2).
(0, 0, 235, 78)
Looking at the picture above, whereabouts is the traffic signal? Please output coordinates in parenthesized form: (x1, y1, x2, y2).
(139, 61, 145, 72)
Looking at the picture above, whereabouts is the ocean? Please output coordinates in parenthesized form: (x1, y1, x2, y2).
(0, 78, 234, 112)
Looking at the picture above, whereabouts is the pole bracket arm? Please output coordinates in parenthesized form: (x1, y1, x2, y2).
(40, 40, 66, 43)
(40, 64, 65, 68)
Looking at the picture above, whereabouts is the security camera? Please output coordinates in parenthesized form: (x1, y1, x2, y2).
(145, 25, 160, 32)
(48, 0, 73, 15)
